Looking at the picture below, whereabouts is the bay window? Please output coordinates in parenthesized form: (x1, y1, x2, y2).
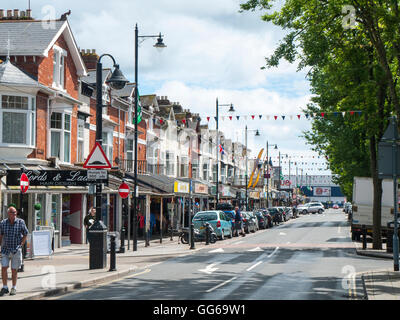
(0, 94, 36, 147)
(77, 119, 84, 163)
(102, 131, 113, 164)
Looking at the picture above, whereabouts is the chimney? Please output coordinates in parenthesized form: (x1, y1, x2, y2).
(13, 9, 19, 18)
(80, 49, 99, 70)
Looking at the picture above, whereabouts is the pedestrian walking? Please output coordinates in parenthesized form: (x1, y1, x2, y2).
(234, 206, 245, 237)
(0, 206, 28, 296)
(84, 207, 96, 244)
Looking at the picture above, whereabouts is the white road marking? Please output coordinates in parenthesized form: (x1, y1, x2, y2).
(279, 232, 286, 236)
(338, 226, 341, 234)
(206, 276, 238, 293)
(246, 261, 263, 272)
(209, 248, 224, 253)
(199, 263, 220, 275)
(248, 247, 263, 252)
(268, 247, 279, 258)
(233, 240, 244, 245)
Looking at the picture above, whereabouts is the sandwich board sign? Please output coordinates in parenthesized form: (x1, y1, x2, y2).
(84, 142, 112, 169)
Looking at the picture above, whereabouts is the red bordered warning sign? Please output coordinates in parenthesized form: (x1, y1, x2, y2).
(83, 142, 112, 169)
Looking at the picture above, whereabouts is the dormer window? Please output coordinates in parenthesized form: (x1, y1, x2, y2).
(53, 45, 67, 90)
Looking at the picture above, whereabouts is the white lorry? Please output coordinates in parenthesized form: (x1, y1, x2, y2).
(351, 177, 397, 240)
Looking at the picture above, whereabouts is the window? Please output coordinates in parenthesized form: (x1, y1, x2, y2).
(203, 163, 209, 181)
(52, 46, 66, 89)
(102, 131, 113, 163)
(166, 152, 174, 176)
(0, 94, 35, 146)
(77, 119, 85, 163)
(50, 112, 71, 163)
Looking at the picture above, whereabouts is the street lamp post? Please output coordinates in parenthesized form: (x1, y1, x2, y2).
(133, 24, 166, 251)
(244, 126, 260, 211)
(90, 54, 128, 270)
(265, 142, 277, 208)
(215, 99, 234, 208)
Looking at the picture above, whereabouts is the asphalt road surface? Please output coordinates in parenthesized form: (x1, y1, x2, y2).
(57, 209, 392, 300)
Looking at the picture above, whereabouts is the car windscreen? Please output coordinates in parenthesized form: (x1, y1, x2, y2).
(193, 213, 218, 221)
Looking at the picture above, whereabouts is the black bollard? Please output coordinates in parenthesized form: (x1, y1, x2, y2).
(205, 223, 210, 245)
(120, 227, 125, 253)
(362, 225, 367, 250)
(190, 223, 195, 250)
(109, 235, 116, 272)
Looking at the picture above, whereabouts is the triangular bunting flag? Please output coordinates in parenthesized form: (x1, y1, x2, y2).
(321, 112, 325, 118)
(207, 117, 210, 122)
(274, 116, 278, 120)
(297, 115, 301, 119)
(221, 116, 225, 121)
(267, 115, 270, 120)
(244, 116, 247, 120)
(251, 115, 255, 120)
(229, 116, 232, 120)
(259, 115, 262, 119)
(282, 115, 286, 120)
(342, 112, 346, 117)
(350, 111, 354, 115)
(290, 115, 293, 120)
(236, 116, 240, 120)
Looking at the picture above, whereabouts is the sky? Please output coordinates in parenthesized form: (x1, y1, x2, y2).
(4, 0, 331, 175)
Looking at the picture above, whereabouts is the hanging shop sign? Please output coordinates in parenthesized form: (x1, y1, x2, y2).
(313, 187, 331, 197)
(6, 170, 108, 187)
(174, 181, 189, 194)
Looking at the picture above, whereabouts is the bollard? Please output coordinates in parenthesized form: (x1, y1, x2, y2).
(190, 223, 195, 250)
(205, 223, 210, 245)
(120, 226, 125, 253)
(362, 225, 367, 250)
(109, 235, 116, 272)
(170, 225, 173, 241)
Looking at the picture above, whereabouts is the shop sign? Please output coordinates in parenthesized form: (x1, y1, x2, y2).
(249, 191, 260, 199)
(6, 170, 108, 187)
(174, 181, 189, 194)
(314, 187, 331, 196)
(194, 183, 208, 194)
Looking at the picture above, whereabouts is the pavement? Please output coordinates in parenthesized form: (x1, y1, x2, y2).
(0, 235, 210, 300)
(354, 237, 400, 300)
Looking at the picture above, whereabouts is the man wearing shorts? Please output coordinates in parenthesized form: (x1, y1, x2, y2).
(0, 206, 28, 296)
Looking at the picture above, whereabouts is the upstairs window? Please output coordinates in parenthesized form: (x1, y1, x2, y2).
(0, 94, 36, 146)
(53, 46, 67, 90)
(50, 112, 71, 163)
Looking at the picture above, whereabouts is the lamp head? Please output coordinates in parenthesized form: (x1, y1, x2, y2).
(255, 130, 260, 137)
(228, 104, 235, 113)
(274, 144, 278, 150)
(154, 33, 167, 52)
(107, 65, 129, 90)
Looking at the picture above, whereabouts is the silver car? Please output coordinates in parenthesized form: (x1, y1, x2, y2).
(297, 202, 324, 214)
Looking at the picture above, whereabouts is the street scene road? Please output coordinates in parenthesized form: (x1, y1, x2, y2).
(57, 209, 391, 300)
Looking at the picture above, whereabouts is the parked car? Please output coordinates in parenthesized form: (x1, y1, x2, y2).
(241, 212, 258, 233)
(343, 202, 352, 213)
(268, 208, 283, 224)
(248, 212, 259, 231)
(222, 210, 236, 230)
(297, 202, 325, 214)
(333, 204, 339, 209)
(255, 211, 268, 229)
(284, 207, 293, 219)
(192, 211, 233, 240)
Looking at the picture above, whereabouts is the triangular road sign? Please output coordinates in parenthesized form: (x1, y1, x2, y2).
(84, 142, 112, 169)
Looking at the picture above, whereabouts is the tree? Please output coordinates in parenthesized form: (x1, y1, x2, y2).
(240, 0, 395, 248)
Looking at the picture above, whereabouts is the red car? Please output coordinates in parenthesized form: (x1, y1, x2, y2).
(333, 204, 339, 209)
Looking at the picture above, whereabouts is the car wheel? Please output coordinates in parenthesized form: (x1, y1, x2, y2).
(302, 210, 307, 215)
(318, 209, 323, 214)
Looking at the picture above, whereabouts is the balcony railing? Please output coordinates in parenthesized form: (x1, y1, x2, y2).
(123, 159, 168, 175)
